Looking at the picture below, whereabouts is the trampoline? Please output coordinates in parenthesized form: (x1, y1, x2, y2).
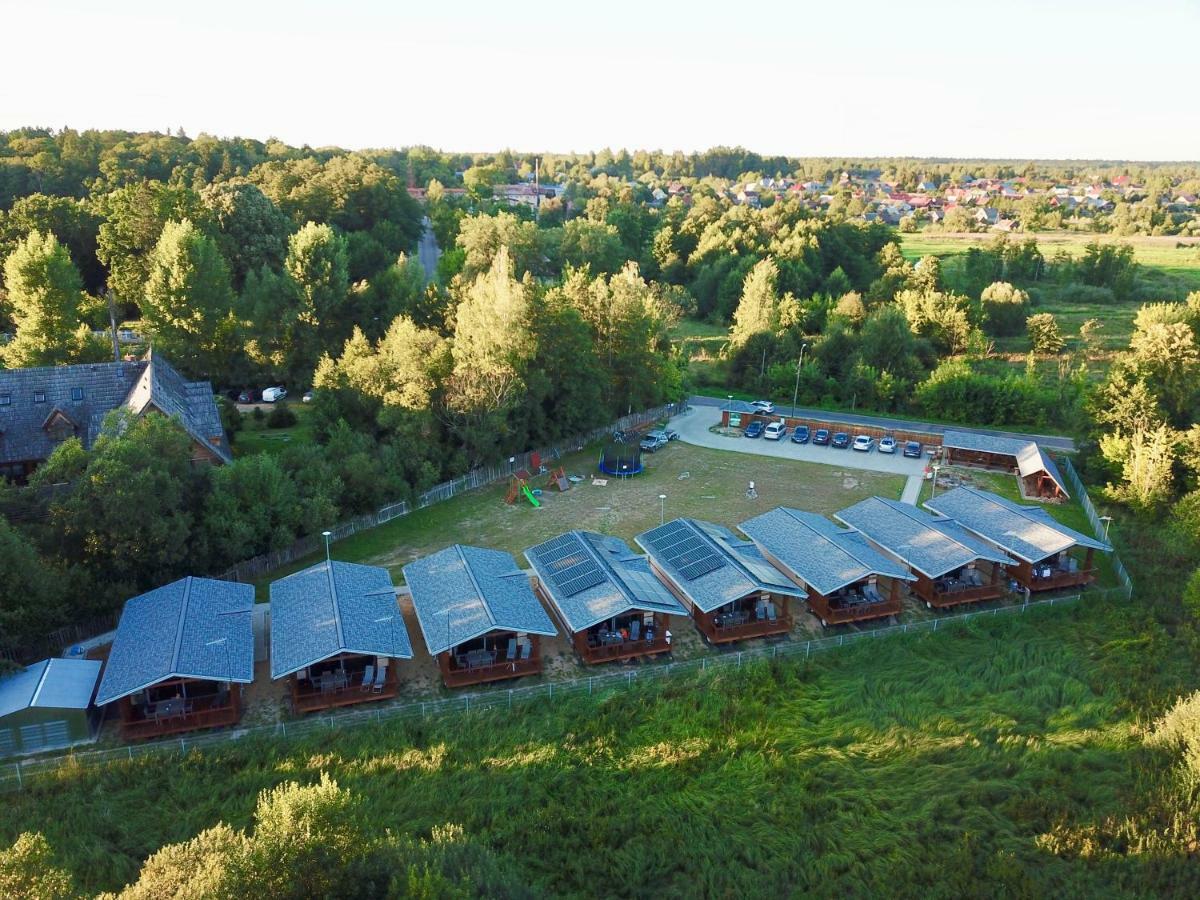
(598, 440, 644, 477)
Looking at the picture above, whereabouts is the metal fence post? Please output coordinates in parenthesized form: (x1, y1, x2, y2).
(14, 763, 21, 789)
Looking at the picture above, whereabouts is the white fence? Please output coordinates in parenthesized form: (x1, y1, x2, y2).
(0, 589, 1124, 793)
(1059, 456, 1133, 600)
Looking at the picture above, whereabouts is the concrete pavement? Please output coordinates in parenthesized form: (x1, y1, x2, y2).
(689, 395, 1076, 453)
(417, 216, 440, 282)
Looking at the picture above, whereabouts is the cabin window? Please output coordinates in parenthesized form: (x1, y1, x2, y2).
(71, 387, 83, 401)
(33, 391, 46, 403)
(0, 392, 9, 406)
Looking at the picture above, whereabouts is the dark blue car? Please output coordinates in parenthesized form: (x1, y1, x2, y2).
(831, 432, 851, 449)
(744, 420, 766, 438)
(903, 440, 923, 458)
(813, 428, 831, 446)
(791, 425, 810, 444)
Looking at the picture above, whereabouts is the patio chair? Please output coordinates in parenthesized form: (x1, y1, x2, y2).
(520, 640, 533, 659)
(630, 620, 641, 641)
(506, 637, 518, 660)
(372, 666, 388, 693)
(766, 602, 778, 623)
(360, 665, 376, 692)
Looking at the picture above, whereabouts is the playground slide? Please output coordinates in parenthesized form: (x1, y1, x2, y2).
(521, 485, 541, 507)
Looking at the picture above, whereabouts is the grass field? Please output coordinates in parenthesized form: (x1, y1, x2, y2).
(231, 402, 316, 457)
(5, 596, 1195, 896)
(252, 440, 907, 598)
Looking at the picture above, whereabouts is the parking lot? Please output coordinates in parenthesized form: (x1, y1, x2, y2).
(670, 407, 932, 479)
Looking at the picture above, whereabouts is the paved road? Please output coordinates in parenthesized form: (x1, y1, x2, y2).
(416, 216, 440, 282)
(689, 395, 1076, 452)
(670, 406, 930, 478)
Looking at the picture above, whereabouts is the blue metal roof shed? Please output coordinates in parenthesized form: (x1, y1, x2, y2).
(402, 545, 557, 657)
(0, 658, 102, 756)
(96, 577, 255, 706)
(269, 560, 412, 680)
(524, 531, 687, 633)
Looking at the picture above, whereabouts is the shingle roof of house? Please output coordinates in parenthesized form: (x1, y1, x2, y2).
(924, 486, 1110, 563)
(941, 430, 1067, 498)
(834, 496, 1011, 579)
(634, 518, 806, 614)
(0, 351, 231, 466)
(402, 545, 557, 657)
(95, 577, 254, 705)
(524, 531, 687, 633)
(269, 561, 412, 680)
(738, 507, 914, 597)
(0, 658, 102, 719)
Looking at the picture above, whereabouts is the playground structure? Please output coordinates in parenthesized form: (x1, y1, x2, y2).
(506, 462, 572, 507)
(598, 440, 643, 477)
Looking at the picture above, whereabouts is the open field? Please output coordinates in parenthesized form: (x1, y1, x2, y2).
(231, 402, 316, 457)
(252, 440, 907, 598)
(4, 595, 1195, 897)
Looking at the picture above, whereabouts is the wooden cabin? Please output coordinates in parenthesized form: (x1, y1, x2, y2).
(941, 431, 1068, 500)
(925, 486, 1111, 593)
(95, 577, 254, 740)
(835, 496, 1011, 609)
(403, 545, 558, 688)
(270, 561, 413, 714)
(635, 518, 807, 644)
(739, 507, 914, 626)
(525, 531, 688, 665)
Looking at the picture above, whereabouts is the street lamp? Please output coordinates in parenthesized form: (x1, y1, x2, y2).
(659, 494, 667, 525)
(791, 343, 809, 417)
(726, 394, 733, 429)
(930, 464, 941, 498)
(322, 530, 332, 563)
(1099, 515, 1113, 542)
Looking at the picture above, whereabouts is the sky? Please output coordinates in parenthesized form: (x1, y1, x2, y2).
(2, 0, 1198, 161)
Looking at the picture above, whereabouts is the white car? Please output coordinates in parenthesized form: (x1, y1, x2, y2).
(763, 421, 787, 440)
(852, 435, 873, 452)
(751, 400, 776, 414)
(262, 386, 288, 403)
(878, 436, 897, 454)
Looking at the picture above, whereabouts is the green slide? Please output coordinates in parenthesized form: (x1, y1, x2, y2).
(521, 485, 541, 507)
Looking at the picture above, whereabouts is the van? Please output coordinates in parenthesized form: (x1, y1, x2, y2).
(262, 386, 287, 403)
(764, 421, 787, 440)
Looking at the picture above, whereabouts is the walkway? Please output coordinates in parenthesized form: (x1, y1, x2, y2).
(900, 475, 924, 505)
(689, 396, 1076, 453)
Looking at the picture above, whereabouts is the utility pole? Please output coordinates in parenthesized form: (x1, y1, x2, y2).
(791, 343, 808, 417)
(105, 290, 121, 363)
(534, 157, 540, 221)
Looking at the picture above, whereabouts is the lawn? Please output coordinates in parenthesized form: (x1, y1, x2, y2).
(231, 402, 316, 457)
(252, 440, 908, 598)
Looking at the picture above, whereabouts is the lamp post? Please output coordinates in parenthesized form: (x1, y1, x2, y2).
(930, 464, 941, 498)
(791, 343, 809, 417)
(322, 530, 332, 563)
(659, 494, 667, 525)
(1099, 515, 1113, 542)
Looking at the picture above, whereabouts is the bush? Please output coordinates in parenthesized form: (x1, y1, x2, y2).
(1027, 313, 1064, 353)
(252, 406, 265, 422)
(267, 402, 297, 429)
(1053, 283, 1117, 306)
(980, 282, 1030, 336)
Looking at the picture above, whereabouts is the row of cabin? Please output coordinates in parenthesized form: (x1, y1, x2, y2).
(1, 486, 1111, 749)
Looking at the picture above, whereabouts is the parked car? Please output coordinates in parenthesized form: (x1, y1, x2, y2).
(662, 427, 680, 441)
(852, 435, 873, 452)
(640, 432, 669, 452)
(903, 440, 923, 458)
(302, 390, 314, 403)
(750, 400, 775, 414)
(831, 432, 851, 449)
(791, 425, 810, 444)
(236, 390, 253, 403)
(878, 436, 897, 454)
(813, 428, 831, 446)
(763, 421, 787, 440)
(744, 420, 766, 438)
(261, 386, 287, 403)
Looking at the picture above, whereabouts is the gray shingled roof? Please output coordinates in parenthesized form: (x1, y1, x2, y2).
(942, 430, 1068, 498)
(834, 496, 1011, 579)
(633, 518, 806, 614)
(402, 545, 557, 657)
(0, 351, 231, 466)
(924, 486, 1110, 563)
(95, 577, 254, 705)
(0, 658, 101, 719)
(269, 561, 412, 680)
(524, 531, 687, 633)
(738, 507, 914, 597)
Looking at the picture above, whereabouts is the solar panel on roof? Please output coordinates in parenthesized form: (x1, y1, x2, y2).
(645, 522, 727, 581)
(531, 534, 608, 597)
(678, 555, 725, 581)
(560, 566, 606, 597)
(531, 534, 588, 572)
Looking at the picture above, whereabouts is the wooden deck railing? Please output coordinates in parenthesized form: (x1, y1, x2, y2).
(579, 636, 672, 664)
(1018, 568, 1097, 592)
(698, 614, 793, 644)
(440, 653, 542, 687)
(917, 581, 1006, 608)
(120, 703, 240, 741)
(291, 672, 399, 714)
(809, 596, 902, 626)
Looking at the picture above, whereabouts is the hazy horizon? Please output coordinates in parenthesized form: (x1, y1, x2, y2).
(2, 0, 1198, 162)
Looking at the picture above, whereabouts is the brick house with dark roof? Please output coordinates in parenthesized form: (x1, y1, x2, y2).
(0, 350, 231, 481)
